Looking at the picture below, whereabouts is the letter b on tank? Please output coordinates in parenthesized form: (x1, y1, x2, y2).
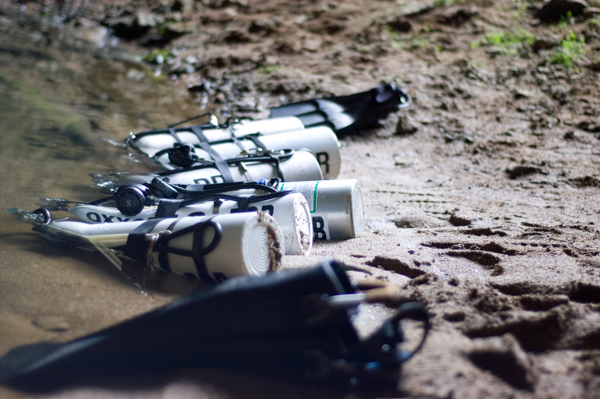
(312, 216, 327, 240)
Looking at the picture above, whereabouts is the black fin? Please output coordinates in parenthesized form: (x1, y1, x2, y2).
(0, 260, 428, 392)
(269, 84, 411, 135)
(0, 342, 62, 382)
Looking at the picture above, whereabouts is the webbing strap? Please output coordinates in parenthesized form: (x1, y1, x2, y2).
(190, 126, 234, 183)
(154, 217, 222, 283)
(166, 127, 183, 144)
(266, 152, 285, 181)
(244, 133, 268, 153)
(154, 199, 182, 218)
(124, 219, 165, 265)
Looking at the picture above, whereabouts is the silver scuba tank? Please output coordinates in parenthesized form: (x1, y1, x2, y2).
(278, 179, 364, 240)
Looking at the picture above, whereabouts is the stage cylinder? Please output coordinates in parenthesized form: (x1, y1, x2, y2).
(136, 127, 341, 180)
(120, 150, 323, 186)
(130, 116, 306, 151)
(69, 193, 312, 256)
(39, 213, 284, 282)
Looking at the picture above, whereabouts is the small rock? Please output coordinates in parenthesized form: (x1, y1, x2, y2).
(386, 17, 412, 33)
(126, 69, 146, 81)
(532, 33, 560, 52)
(188, 81, 211, 93)
(449, 213, 472, 226)
(136, 11, 160, 28)
(506, 165, 547, 179)
(484, 46, 503, 57)
(303, 37, 323, 52)
(272, 39, 302, 54)
(213, 92, 227, 103)
(249, 18, 278, 35)
(396, 114, 419, 135)
(467, 334, 538, 391)
(394, 215, 446, 229)
(578, 121, 600, 132)
(33, 316, 71, 332)
(398, 0, 437, 17)
(169, 63, 195, 74)
(583, 7, 600, 19)
(513, 88, 533, 99)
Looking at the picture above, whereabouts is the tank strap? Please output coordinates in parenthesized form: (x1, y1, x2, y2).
(185, 126, 235, 183)
(153, 217, 222, 283)
(154, 199, 182, 218)
(124, 218, 166, 266)
(243, 133, 268, 153)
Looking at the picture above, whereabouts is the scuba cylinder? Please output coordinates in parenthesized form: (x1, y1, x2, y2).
(64, 191, 313, 256)
(129, 116, 306, 147)
(128, 126, 341, 180)
(278, 179, 364, 240)
(83, 177, 363, 241)
(9, 208, 284, 282)
(118, 149, 323, 186)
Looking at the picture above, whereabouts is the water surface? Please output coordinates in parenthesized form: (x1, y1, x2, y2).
(0, 17, 205, 378)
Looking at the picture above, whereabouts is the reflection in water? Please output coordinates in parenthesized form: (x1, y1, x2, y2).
(0, 12, 212, 365)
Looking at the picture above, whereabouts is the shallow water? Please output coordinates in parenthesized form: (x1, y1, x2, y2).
(0, 16, 210, 379)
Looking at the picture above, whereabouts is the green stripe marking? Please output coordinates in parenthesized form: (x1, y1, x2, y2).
(311, 181, 319, 213)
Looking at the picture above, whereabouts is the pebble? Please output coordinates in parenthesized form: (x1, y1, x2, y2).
(396, 114, 419, 135)
(394, 215, 446, 228)
(32, 316, 71, 332)
(532, 33, 559, 52)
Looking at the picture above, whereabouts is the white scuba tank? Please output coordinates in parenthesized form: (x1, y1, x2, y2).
(68, 192, 313, 256)
(120, 150, 323, 185)
(32, 213, 284, 282)
(130, 117, 305, 149)
(131, 126, 341, 180)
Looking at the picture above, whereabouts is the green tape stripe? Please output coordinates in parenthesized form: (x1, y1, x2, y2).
(311, 181, 319, 214)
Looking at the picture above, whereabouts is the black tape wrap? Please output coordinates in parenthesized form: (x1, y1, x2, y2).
(124, 217, 223, 283)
